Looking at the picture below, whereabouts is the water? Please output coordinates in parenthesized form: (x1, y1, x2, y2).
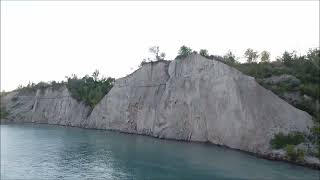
(1, 123, 319, 180)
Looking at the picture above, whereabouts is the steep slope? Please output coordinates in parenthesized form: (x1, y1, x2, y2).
(1, 86, 90, 126)
(87, 54, 313, 154)
(0, 54, 313, 157)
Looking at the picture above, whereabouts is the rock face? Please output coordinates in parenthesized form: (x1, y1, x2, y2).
(1, 86, 90, 126)
(1, 54, 313, 155)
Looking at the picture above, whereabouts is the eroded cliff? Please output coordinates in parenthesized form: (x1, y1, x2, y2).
(0, 54, 314, 158)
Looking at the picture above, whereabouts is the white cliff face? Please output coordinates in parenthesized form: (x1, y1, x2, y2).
(1, 54, 313, 155)
(88, 54, 313, 154)
(1, 86, 90, 126)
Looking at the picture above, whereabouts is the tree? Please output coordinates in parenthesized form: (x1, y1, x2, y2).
(177, 45, 192, 59)
(92, 69, 100, 81)
(66, 70, 115, 108)
(244, 48, 259, 63)
(160, 52, 166, 60)
(149, 46, 166, 61)
(223, 50, 237, 64)
(199, 49, 209, 57)
(307, 48, 320, 68)
(149, 46, 160, 61)
(260, 51, 271, 63)
(279, 51, 295, 66)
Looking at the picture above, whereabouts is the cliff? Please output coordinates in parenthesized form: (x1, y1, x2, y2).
(0, 54, 315, 163)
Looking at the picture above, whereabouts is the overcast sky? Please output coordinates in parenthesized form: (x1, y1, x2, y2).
(1, 1, 319, 91)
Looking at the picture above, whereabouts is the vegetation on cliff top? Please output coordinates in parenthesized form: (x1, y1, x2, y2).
(66, 70, 115, 108)
(174, 46, 319, 123)
(13, 70, 115, 108)
(172, 45, 320, 160)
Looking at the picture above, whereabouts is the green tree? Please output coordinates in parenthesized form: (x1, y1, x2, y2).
(278, 51, 295, 66)
(260, 51, 270, 63)
(177, 45, 192, 59)
(223, 50, 237, 64)
(92, 69, 100, 81)
(199, 49, 209, 57)
(244, 48, 259, 63)
(307, 48, 320, 69)
(66, 70, 115, 108)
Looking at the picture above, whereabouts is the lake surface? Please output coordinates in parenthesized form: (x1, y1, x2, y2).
(1, 123, 319, 180)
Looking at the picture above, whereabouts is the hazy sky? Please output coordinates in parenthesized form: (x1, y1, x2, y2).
(1, 1, 319, 91)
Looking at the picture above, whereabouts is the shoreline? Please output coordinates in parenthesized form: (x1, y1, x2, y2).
(1, 120, 319, 171)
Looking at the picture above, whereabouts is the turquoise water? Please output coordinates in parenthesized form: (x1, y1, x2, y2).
(1, 123, 319, 180)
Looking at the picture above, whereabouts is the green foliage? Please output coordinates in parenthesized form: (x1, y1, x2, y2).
(270, 132, 305, 149)
(66, 70, 115, 108)
(16, 81, 65, 94)
(234, 62, 274, 79)
(199, 49, 209, 57)
(14, 70, 115, 109)
(223, 50, 237, 64)
(0, 107, 9, 119)
(176, 45, 192, 59)
(260, 51, 270, 63)
(307, 48, 320, 68)
(244, 48, 259, 63)
(300, 83, 320, 100)
(310, 122, 320, 146)
(285, 144, 305, 162)
(230, 48, 320, 123)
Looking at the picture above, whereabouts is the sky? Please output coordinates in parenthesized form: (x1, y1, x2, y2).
(1, 1, 319, 91)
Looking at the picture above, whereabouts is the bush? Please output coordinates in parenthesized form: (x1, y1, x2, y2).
(310, 124, 320, 144)
(176, 45, 192, 59)
(270, 132, 305, 149)
(199, 49, 209, 57)
(17, 81, 65, 94)
(285, 144, 305, 162)
(66, 71, 115, 108)
(0, 107, 9, 119)
(300, 83, 320, 99)
(309, 124, 320, 159)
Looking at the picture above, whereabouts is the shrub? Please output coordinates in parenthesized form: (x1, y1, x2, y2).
(310, 124, 320, 145)
(300, 83, 320, 99)
(139, 59, 148, 67)
(0, 107, 9, 119)
(176, 45, 192, 59)
(285, 145, 305, 162)
(17, 81, 65, 94)
(199, 49, 209, 57)
(270, 132, 305, 149)
(66, 71, 115, 108)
